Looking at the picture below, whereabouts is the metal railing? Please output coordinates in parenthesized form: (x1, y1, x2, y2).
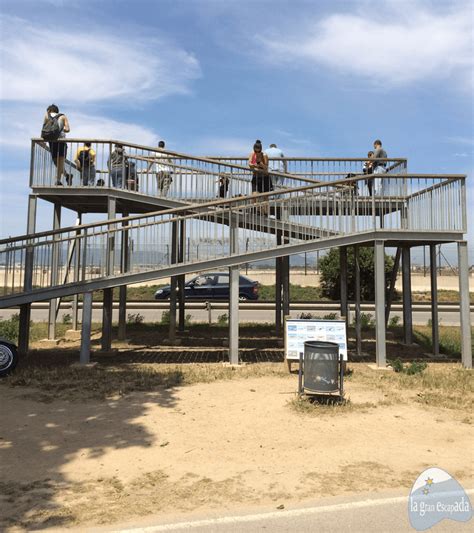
(31, 139, 324, 201)
(30, 139, 407, 202)
(0, 173, 465, 301)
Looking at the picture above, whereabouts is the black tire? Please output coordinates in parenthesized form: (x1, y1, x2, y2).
(239, 294, 248, 301)
(0, 341, 18, 377)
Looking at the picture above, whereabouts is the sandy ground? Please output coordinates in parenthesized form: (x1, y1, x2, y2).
(1, 367, 472, 531)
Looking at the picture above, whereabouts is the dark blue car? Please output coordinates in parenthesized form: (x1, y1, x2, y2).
(154, 272, 259, 301)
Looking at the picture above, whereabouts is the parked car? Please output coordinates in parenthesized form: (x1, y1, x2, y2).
(154, 272, 259, 301)
(0, 338, 18, 377)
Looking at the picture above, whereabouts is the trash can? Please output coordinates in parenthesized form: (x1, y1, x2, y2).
(302, 341, 341, 394)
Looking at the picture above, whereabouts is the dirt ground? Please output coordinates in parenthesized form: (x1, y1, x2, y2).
(1, 361, 472, 532)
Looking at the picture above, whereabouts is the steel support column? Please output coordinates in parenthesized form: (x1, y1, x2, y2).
(18, 195, 37, 355)
(385, 247, 401, 326)
(229, 218, 239, 364)
(282, 256, 290, 318)
(429, 244, 439, 356)
(178, 220, 186, 332)
(275, 258, 282, 334)
(80, 292, 93, 364)
(402, 246, 413, 344)
(374, 240, 386, 367)
(168, 221, 178, 342)
(72, 213, 82, 331)
(229, 265, 240, 365)
(101, 288, 113, 351)
(354, 245, 361, 356)
(340, 247, 348, 320)
(48, 203, 61, 340)
(118, 212, 129, 341)
(458, 242, 472, 368)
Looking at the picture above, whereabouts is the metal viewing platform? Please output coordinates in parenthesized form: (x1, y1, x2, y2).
(0, 139, 471, 368)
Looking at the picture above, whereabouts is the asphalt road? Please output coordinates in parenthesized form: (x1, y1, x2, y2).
(0, 306, 467, 326)
(80, 490, 474, 533)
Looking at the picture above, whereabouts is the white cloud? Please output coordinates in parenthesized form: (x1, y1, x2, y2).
(0, 105, 159, 149)
(0, 15, 201, 103)
(257, 1, 473, 88)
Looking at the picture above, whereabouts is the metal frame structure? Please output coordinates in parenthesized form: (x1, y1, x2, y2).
(0, 139, 471, 368)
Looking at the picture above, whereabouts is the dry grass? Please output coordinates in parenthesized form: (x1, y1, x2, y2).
(288, 396, 383, 416)
(349, 363, 473, 412)
(3, 362, 288, 401)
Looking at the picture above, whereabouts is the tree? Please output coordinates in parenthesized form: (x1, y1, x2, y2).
(319, 247, 395, 301)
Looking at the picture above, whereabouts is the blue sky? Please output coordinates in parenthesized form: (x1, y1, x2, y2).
(0, 0, 473, 262)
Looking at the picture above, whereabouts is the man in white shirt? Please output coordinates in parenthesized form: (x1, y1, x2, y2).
(264, 143, 287, 188)
(150, 140, 173, 196)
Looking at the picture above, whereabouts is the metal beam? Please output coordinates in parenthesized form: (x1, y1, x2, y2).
(458, 242, 472, 368)
(275, 257, 282, 335)
(430, 244, 439, 356)
(80, 291, 93, 364)
(101, 288, 113, 351)
(72, 213, 82, 330)
(168, 221, 178, 342)
(402, 246, 413, 344)
(178, 220, 186, 332)
(385, 247, 401, 326)
(47, 203, 61, 340)
(229, 265, 239, 365)
(354, 245, 361, 356)
(374, 240, 386, 367)
(340, 247, 348, 319)
(18, 195, 37, 355)
(118, 212, 129, 341)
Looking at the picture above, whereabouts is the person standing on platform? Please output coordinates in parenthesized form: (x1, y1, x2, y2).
(108, 143, 128, 188)
(150, 140, 173, 196)
(372, 139, 388, 195)
(265, 143, 287, 189)
(74, 142, 96, 186)
(41, 104, 71, 186)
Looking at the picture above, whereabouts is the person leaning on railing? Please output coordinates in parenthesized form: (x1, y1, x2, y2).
(74, 142, 96, 186)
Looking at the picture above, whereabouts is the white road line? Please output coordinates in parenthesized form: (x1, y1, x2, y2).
(114, 489, 474, 532)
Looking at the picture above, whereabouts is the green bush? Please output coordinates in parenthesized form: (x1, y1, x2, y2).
(160, 311, 170, 325)
(319, 247, 395, 301)
(127, 313, 144, 325)
(62, 313, 72, 325)
(389, 358, 427, 375)
(322, 312, 338, 320)
(388, 315, 400, 328)
(0, 314, 20, 343)
(360, 312, 375, 330)
(217, 313, 229, 326)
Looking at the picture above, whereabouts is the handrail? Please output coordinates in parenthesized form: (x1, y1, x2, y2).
(1, 173, 464, 246)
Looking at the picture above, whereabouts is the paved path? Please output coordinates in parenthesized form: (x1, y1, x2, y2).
(80, 490, 474, 533)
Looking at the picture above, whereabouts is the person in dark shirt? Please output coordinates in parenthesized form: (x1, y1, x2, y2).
(372, 139, 388, 195)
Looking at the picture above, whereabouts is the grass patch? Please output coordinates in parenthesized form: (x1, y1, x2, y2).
(352, 364, 473, 411)
(2, 361, 288, 401)
(288, 395, 381, 416)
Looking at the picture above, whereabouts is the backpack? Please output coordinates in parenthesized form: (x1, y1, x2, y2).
(41, 113, 64, 141)
(78, 148, 91, 168)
